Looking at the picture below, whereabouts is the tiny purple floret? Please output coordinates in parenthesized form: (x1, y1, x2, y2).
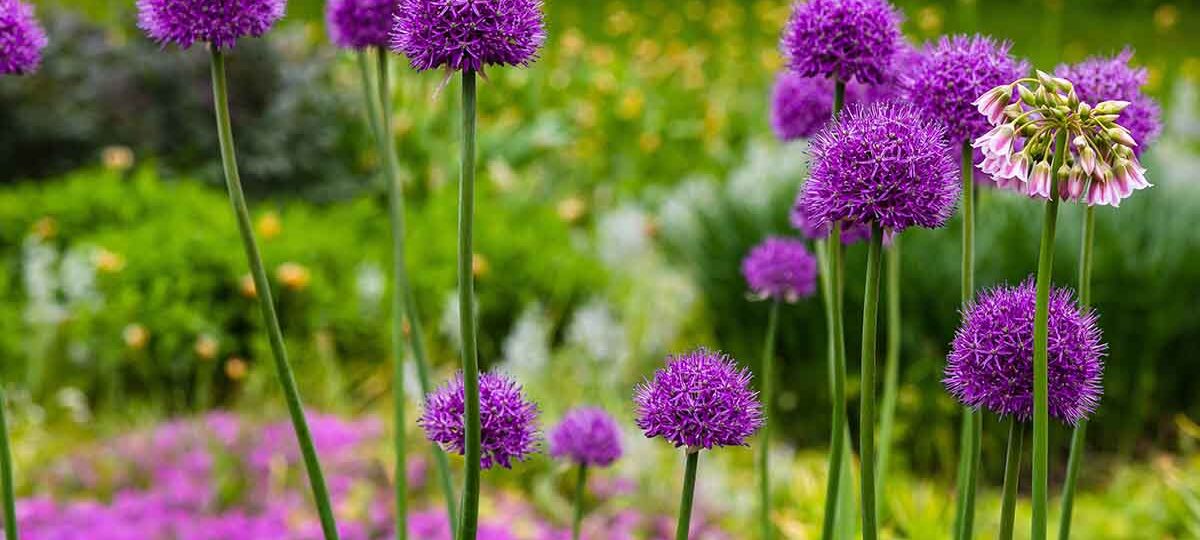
(741, 237, 818, 303)
(548, 407, 623, 467)
(420, 371, 540, 469)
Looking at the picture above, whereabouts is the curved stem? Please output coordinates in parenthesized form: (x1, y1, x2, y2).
(953, 139, 982, 540)
(758, 300, 780, 540)
(998, 418, 1025, 540)
(1031, 129, 1068, 540)
(571, 464, 589, 540)
(859, 223, 884, 540)
(818, 224, 848, 540)
(876, 237, 901, 519)
(456, 69, 481, 540)
(1, 386, 17, 540)
(209, 49, 340, 540)
(1058, 204, 1096, 540)
(675, 452, 700, 540)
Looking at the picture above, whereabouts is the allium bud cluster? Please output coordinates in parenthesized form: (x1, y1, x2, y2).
(972, 71, 1150, 207)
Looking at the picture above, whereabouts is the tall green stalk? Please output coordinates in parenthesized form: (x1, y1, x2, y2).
(1031, 130, 1068, 540)
(571, 464, 589, 540)
(675, 452, 700, 540)
(859, 223, 884, 540)
(876, 237, 900, 518)
(758, 300, 780, 540)
(209, 49, 340, 540)
(1, 385, 17, 540)
(456, 69, 482, 540)
(954, 140, 982, 540)
(818, 224, 849, 540)
(1058, 204, 1096, 540)
(998, 418, 1024, 540)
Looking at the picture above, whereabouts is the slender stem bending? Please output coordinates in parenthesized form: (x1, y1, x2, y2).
(758, 300, 780, 540)
(1058, 204, 1096, 540)
(571, 464, 589, 540)
(859, 223, 884, 540)
(209, 49, 340, 540)
(675, 452, 700, 540)
(819, 224, 849, 540)
(457, 70, 482, 540)
(998, 418, 1025, 540)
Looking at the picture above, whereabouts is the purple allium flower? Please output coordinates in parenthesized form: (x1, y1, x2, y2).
(780, 0, 904, 85)
(0, 0, 47, 75)
(548, 407, 623, 467)
(770, 72, 834, 141)
(1056, 49, 1162, 155)
(391, 0, 546, 72)
(800, 101, 959, 233)
(789, 191, 872, 243)
(634, 348, 763, 450)
(420, 371, 540, 469)
(326, 0, 395, 50)
(136, 0, 285, 50)
(741, 237, 818, 303)
(908, 35, 1029, 145)
(944, 279, 1105, 425)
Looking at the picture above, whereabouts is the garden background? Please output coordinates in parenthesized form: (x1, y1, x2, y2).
(1, 0, 1199, 538)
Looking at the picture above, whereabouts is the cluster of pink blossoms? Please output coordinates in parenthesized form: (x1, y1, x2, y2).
(972, 71, 1150, 207)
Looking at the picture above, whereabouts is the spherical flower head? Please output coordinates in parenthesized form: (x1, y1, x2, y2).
(801, 101, 960, 233)
(548, 407, 623, 467)
(1056, 49, 1161, 155)
(789, 190, 872, 243)
(944, 279, 1105, 425)
(634, 348, 763, 450)
(391, 0, 546, 72)
(780, 0, 904, 85)
(741, 237, 818, 302)
(908, 35, 1028, 145)
(136, 0, 285, 50)
(770, 72, 833, 141)
(326, 0, 395, 50)
(420, 371, 540, 469)
(0, 0, 47, 75)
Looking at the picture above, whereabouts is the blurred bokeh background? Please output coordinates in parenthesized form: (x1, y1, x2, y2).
(1, 0, 1198, 538)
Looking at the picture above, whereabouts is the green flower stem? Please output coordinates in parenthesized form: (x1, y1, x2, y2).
(876, 236, 900, 518)
(675, 451, 700, 540)
(1, 385, 17, 540)
(457, 69, 481, 540)
(998, 418, 1025, 540)
(953, 139, 982, 540)
(209, 48, 340, 540)
(571, 464, 589, 540)
(1031, 129, 1068, 540)
(818, 224, 849, 540)
(1058, 204, 1096, 540)
(758, 300, 781, 540)
(859, 223, 884, 540)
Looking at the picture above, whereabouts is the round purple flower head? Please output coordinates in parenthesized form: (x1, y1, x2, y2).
(741, 237, 818, 303)
(790, 191, 872, 243)
(0, 0, 47, 75)
(780, 0, 904, 85)
(801, 101, 959, 233)
(944, 279, 1105, 425)
(326, 0, 395, 49)
(908, 35, 1029, 144)
(549, 407, 623, 467)
(391, 0, 546, 72)
(1056, 49, 1161, 155)
(420, 371, 540, 469)
(136, 0, 285, 50)
(770, 72, 834, 141)
(634, 348, 763, 451)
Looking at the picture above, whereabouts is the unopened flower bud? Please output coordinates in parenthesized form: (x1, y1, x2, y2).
(1093, 100, 1131, 115)
(1053, 77, 1074, 92)
(1079, 146, 1097, 175)
(1018, 84, 1037, 106)
(1107, 127, 1137, 148)
(1077, 102, 1092, 118)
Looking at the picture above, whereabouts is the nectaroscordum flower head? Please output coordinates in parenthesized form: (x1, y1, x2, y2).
(0, 0, 47, 75)
(741, 237, 818, 303)
(800, 101, 959, 233)
(908, 34, 1029, 144)
(391, 0, 546, 72)
(634, 348, 763, 451)
(420, 371, 540, 469)
(548, 407, 623, 467)
(326, 0, 395, 49)
(780, 0, 904, 85)
(944, 279, 1105, 425)
(136, 0, 285, 50)
(1056, 49, 1161, 155)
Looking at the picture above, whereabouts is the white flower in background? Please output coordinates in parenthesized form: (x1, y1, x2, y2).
(502, 302, 552, 379)
(403, 354, 423, 400)
(60, 245, 100, 307)
(566, 298, 628, 364)
(439, 291, 461, 351)
(55, 387, 91, 424)
(628, 266, 698, 355)
(22, 235, 65, 325)
(354, 262, 385, 314)
(659, 176, 719, 245)
(726, 140, 808, 214)
(596, 205, 653, 268)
